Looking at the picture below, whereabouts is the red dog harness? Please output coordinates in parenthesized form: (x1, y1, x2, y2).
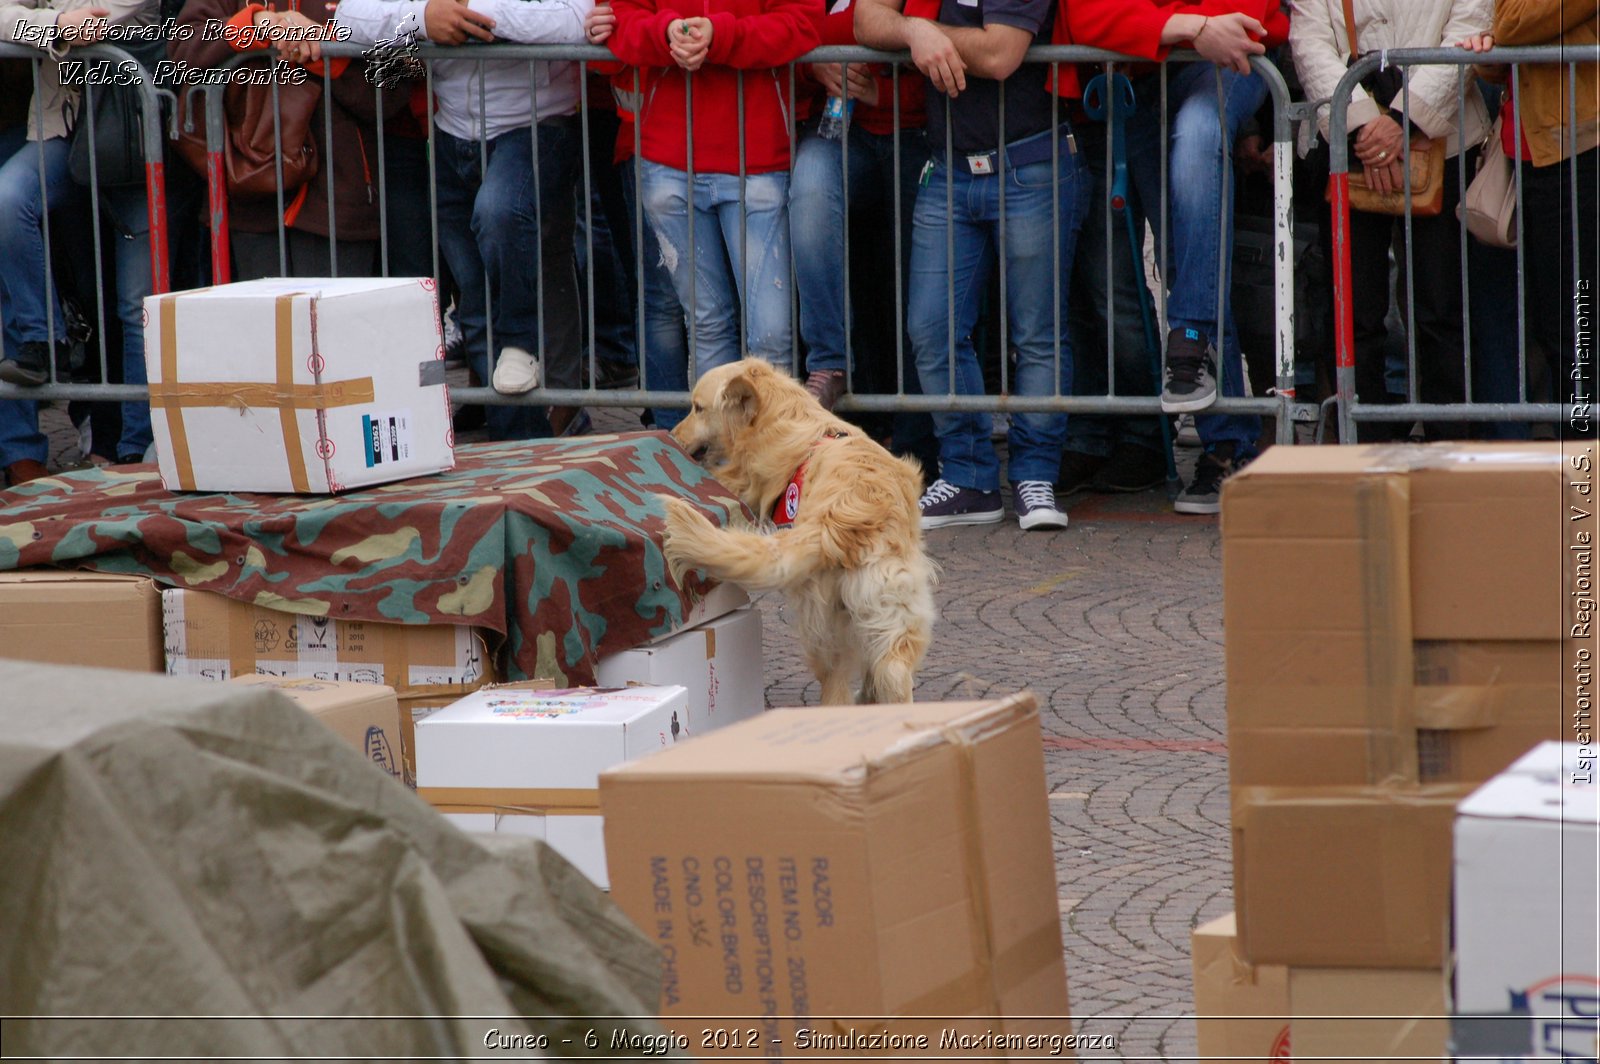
(771, 432, 848, 527)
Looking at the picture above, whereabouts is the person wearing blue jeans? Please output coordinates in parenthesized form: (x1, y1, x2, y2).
(433, 120, 580, 441)
(100, 185, 155, 463)
(789, 118, 937, 468)
(636, 163, 794, 373)
(857, 0, 1089, 531)
(0, 127, 72, 487)
(1123, 60, 1266, 512)
(616, 158, 692, 433)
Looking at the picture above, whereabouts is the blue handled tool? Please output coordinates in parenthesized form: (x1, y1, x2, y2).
(1082, 71, 1180, 498)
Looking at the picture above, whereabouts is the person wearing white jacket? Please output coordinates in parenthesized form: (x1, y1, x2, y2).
(1291, 0, 1491, 439)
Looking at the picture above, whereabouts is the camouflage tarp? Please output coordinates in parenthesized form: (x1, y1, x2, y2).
(0, 433, 748, 685)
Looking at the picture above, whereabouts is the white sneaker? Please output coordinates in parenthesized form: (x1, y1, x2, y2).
(492, 346, 540, 395)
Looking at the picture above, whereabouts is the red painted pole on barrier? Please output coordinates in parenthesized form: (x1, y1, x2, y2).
(208, 148, 231, 286)
(145, 159, 171, 296)
(1329, 169, 1357, 442)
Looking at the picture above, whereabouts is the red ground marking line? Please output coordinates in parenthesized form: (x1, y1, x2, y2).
(1042, 736, 1228, 754)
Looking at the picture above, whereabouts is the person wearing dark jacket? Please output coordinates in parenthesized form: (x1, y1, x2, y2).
(169, 0, 410, 279)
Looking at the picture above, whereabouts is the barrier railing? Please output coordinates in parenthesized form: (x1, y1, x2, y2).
(1325, 44, 1600, 442)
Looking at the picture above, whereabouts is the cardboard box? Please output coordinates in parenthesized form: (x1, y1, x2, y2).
(227, 675, 405, 783)
(1453, 742, 1599, 1062)
(143, 277, 454, 494)
(1231, 782, 1471, 968)
(1224, 445, 1576, 791)
(0, 571, 164, 673)
(1288, 967, 1446, 1063)
(1191, 914, 1291, 1064)
(162, 588, 490, 690)
(162, 588, 494, 782)
(600, 693, 1074, 1055)
(417, 685, 689, 888)
(596, 607, 763, 736)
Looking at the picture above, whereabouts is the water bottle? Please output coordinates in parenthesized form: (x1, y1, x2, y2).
(817, 94, 854, 140)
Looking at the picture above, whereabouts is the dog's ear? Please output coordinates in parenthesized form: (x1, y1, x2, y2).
(718, 372, 761, 426)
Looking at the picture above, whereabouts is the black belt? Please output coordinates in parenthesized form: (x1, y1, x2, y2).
(949, 123, 1078, 176)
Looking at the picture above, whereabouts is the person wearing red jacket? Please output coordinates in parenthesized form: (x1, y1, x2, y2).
(1068, 0, 1286, 514)
(607, 0, 819, 374)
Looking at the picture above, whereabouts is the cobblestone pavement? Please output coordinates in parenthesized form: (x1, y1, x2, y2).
(41, 397, 1230, 1060)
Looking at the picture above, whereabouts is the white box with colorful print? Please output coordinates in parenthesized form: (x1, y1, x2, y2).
(414, 685, 689, 888)
(1453, 742, 1598, 1061)
(142, 276, 454, 494)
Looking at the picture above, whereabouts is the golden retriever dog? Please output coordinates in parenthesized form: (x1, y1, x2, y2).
(658, 360, 936, 704)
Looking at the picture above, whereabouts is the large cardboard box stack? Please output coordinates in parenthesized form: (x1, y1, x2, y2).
(227, 675, 407, 785)
(596, 606, 764, 737)
(416, 685, 689, 889)
(0, 571, 165, 673)
(599, 693, 1074, 1055)
(163, 588, 495, 781)
(143, 277, 454, 494)
(1453, 742, 1598, 1061)
(1214, 444, 1584, 1056)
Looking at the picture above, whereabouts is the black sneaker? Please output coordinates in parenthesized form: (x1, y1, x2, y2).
(1012, 480, 1068, 531)
(1090, 442, 1167, 493)
(1174, 444, 1241, 515)
(919, 478, 1002, 529)
(1057, 450, 1106, 496)
(1161, 327, 1218, 414)
(0, 341, 58, 387)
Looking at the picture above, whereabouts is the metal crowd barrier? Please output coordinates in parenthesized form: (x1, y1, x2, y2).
(1325, 44, 1600, 442)
(32, 41, 1590, 447)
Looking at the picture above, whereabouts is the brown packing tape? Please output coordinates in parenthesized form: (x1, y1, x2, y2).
(705, 628, 716, 660)
(380, 630, 409, 693)
(276, 294, 311, 494)
(1357, 476, 1417, 785)
(146, 379, 376, 409)
(418, 786, 602, 816)
(227, 600, 259, 679)
(159, 294, 196, 491)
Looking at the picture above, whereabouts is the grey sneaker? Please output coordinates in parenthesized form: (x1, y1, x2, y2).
(1173, 445, 1240, 515)
(804, 369, 848, 411)
(919, 478, 1002, 529)
(1013, 480, 1068, 531)
(1161, 328, 1218, 414)
(1175, 413, 1201, 448)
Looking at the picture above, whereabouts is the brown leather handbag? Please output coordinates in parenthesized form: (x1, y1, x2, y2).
(175, 71, 322, 198)
(1324, 0, 1447, 217)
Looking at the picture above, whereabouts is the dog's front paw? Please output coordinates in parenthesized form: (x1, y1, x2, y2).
(658, 495, 716, 584)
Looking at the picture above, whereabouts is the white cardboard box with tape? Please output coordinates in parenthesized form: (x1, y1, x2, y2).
(596, 606, 764, 737)
(142, 277, 454, 494)
(415, 685, 688, 888)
